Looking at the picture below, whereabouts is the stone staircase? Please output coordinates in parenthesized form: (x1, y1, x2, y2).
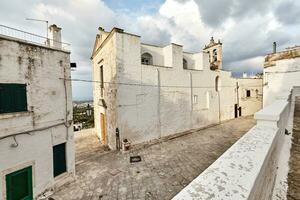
(287, 96, 300, 200)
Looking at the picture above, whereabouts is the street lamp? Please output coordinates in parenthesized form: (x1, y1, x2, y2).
(86, 104, 92, 116)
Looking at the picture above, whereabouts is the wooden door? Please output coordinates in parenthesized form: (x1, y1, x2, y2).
(100, 113, 106, 144)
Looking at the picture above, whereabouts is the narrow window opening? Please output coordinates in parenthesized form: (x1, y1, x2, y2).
(246, 90, 251, 97)
(193, 95, 198, 104)
(213, 49, 217, 62)
(215, 76, 221, 92)
(206, 91, 210, 109)
(183, 58, 188, 69)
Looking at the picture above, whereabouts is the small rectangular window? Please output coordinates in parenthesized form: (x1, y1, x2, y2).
(246, 90, 251, 97)
(0, 83, 27, 114)
(53, 143, 67, 177)
(193, 95, 198, 104)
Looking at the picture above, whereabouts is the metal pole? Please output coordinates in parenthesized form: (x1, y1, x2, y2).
(25, 18, 48, 39)
(46, 20, 48, 40)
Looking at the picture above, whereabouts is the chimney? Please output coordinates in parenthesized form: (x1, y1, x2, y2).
(48, 24, 62, 49)
(273, 42, 277, 53)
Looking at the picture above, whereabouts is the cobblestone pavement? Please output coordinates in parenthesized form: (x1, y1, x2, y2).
(50, 116, 255, 200)
(74, 128, 107, 165)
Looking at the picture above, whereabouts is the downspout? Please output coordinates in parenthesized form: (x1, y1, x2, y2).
(63, 65, 72, 141)
(157, 69, 161, 138)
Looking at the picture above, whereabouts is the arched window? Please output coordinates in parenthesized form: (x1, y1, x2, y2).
(215, 76, 221, 92)
(141, 53, 153, 65)
(183, 58, 188, 69)
(213, 49, 217, 62)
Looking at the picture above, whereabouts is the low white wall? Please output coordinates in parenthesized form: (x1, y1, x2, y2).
(172, 93, 291, 200)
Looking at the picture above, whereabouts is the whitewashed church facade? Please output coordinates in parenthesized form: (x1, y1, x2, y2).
(91, 27, 262, 150)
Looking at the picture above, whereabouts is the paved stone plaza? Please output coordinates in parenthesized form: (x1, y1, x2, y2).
(50, 116, 255, 200)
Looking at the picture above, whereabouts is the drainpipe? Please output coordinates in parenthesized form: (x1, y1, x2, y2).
(116, 128, 120, 150)
(157, 69, 161, 138)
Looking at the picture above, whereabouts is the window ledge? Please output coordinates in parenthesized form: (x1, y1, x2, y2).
(0, 111, 31, 120)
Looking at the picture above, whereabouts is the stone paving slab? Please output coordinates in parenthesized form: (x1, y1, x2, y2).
(50, 116, 255, 200)
(74, 128, 108, 165)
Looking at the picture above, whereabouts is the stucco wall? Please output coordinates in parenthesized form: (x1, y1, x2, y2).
(93, 29, 262, 149)
(0, 36, 74, 199)
(93, 32, 118, 148)
(112, 32, 237, 146)
(237, 78, 263, 116)
(264, 53, 300, 106)
(141, 44, 164, 66)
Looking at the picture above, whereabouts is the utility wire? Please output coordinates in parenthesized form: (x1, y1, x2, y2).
(60, 78, 263, 89)
(265, 70, 300, 74)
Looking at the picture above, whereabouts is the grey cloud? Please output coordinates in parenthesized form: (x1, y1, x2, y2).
(176, 0, 275, 28)
(275, 1, 300, 25)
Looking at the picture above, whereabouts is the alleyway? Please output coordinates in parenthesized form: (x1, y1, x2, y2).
(50, 116, 255, 200)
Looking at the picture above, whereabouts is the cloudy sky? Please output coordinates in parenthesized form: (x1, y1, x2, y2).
(1, 0, 300, 100)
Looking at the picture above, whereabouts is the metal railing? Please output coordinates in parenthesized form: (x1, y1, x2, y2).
(0, 24, 70, 50)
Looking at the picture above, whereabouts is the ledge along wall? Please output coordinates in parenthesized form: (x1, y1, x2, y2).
(172, 91, 292, 200)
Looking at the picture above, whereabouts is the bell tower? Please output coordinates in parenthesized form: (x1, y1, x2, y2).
(203, 37, 222, 70)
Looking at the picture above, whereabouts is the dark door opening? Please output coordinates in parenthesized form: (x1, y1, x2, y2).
(234, 104, 238, 118)
(53, 143, 67, 177)
(6, 166, 33, 200)
(239, 107, 242, 117)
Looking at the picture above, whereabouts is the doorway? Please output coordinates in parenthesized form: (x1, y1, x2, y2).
(53, 143, 67, 177)
(6, 166, 33, 200)
(100, 113, 106, 144)
(234, 104, 238, 118)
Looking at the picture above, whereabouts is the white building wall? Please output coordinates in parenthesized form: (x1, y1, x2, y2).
(92, 28, 262, 149)
(0, 35, 74, 199)
(141, 44, 164, 66)
(264, 49, 300, 106)
(237, 78, 263, 116)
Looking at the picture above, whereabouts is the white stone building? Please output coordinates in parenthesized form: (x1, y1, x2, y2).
(264, 46, 300, 106)
(91, 27, 262, 150)
(236, 77, 263, 117)
(0, 25, 75, 199)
